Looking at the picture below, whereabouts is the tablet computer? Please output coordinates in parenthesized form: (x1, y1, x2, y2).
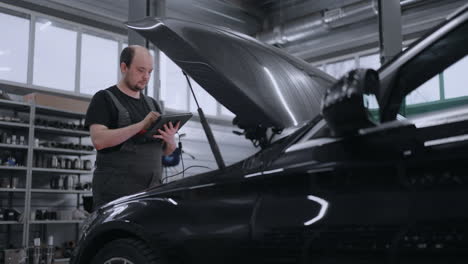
(144, 113, 193, 139)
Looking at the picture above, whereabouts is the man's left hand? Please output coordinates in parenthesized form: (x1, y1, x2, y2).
(153, 121, 180, 156)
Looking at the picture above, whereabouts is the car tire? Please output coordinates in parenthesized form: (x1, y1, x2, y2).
(91, 238, 162, 264)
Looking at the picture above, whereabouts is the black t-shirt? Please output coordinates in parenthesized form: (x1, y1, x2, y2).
(85, 85, 161, 153)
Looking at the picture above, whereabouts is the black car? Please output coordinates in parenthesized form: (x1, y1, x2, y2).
(73, 4, 468, 264)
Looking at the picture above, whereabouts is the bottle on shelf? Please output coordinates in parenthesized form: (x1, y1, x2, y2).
(45, 235, 55, 264)
(32, 238, 41, 264)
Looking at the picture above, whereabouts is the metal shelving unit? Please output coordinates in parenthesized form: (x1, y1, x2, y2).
(32, 168, 93, 174)
(0, 143, 29, 150)
(54, 258, 70, 263)
(34, 126, 90, 137)
(0, 99, 30, 253)
(0, 166, 27, 171)
(0, 98, 30, 112)
(0, 188, 26, 192)
(30, 220, 84, 224)
(0, 99, 95, 249)
(34, 146, 95, 156)
(0, 221, 23, 225)
(0, 120, 30, 129)
(31, 189, 91, 194)
(35, 105, 86, 119)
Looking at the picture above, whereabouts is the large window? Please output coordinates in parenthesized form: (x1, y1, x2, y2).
(221, 105, 235, 117)
(33, 19, 77, 91)
(80, 33, 118, 95)
(189, 78, 218, 116)
(444, 56, 468, 99)
(406, 75, 440, 105)
(359, 53, 380, 70)
(0, 11, 29, 83)
(159, 53, 224, 116)
(401, 18, 467, 117)
(160, 53, 188, 111)
(325, 58, 356, 79)
(147, 49, 155, 98)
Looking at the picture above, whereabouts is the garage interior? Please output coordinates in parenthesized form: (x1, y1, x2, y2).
(0, 0, 467, 263)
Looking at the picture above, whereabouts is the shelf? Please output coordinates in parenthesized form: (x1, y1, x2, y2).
(0, 98, 30, 111)
(0, 100, 95, 247)
(0, 188, 26, 192)
(35, 126, 89, 137)
(0, 143, 29, 150)
(30, 220, 83, 224)
(34, 146, 95, 155)
(0, 165, 27, 171)
(31, 189, 91, 194)
(54, 258, 70, 263)
(35, 105, 85, 119)
(32, 167, 93, 174)
(0, 221, 22, 225)
(0, 120, 29, 129)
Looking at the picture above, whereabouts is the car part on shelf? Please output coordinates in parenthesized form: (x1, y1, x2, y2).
(72, 158, 82, 170)
(83, 160, 93, 170)
(1, 132, 7, 143)
(3, 208, 20, 221)
(50, 156, 58, 169)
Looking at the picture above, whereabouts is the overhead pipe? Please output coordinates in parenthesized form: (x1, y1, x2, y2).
(257, 0, 423, 46)
(284, 0, 463, 61)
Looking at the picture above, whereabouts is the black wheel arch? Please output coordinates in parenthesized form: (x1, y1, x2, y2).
(74, 221, 166, 264)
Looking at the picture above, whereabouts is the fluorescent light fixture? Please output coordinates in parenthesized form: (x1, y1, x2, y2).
(304, 195, 329, 226)
(0, 67, 11, 72)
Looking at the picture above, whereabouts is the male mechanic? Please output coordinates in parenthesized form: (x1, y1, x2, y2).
(85, 45, 179, 209)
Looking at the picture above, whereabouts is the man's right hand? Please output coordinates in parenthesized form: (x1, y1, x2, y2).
(141, 111, 160, 130)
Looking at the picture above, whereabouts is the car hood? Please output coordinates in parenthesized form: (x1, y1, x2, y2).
(126, 17, 335, 130)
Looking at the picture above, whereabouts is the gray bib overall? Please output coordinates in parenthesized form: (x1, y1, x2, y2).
(92, 90, 163, 208)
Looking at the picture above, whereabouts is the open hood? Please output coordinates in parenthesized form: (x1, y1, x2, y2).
(126, 17, 334, 130)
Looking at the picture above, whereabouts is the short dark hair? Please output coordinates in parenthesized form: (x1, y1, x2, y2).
(120, 46, 135, 67)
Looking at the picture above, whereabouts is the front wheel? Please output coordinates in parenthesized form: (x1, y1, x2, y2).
(91, 238, 162, 264)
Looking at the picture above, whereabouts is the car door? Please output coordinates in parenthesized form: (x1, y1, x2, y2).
(249, 151, 418, 264)
(163, 171, 259, 264)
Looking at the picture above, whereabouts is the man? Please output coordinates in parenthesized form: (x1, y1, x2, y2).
(85, 45, 179, 209)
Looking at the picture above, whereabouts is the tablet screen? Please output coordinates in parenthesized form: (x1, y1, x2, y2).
(144, 113, 193, 138)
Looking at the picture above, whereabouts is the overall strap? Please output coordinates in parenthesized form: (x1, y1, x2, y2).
(142, 94, 162, 114)
(104, 90, 132, 128)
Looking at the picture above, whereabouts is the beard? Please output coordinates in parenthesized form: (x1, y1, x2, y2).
(125, 79, 145, 92)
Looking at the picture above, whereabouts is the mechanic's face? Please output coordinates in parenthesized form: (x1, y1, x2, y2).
(121, 48, 153, 92)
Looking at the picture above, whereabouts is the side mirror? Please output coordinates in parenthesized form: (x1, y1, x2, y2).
(321, 69, 379, 137)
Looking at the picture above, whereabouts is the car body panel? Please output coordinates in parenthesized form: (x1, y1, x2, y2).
(125, 17, 334, 130)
